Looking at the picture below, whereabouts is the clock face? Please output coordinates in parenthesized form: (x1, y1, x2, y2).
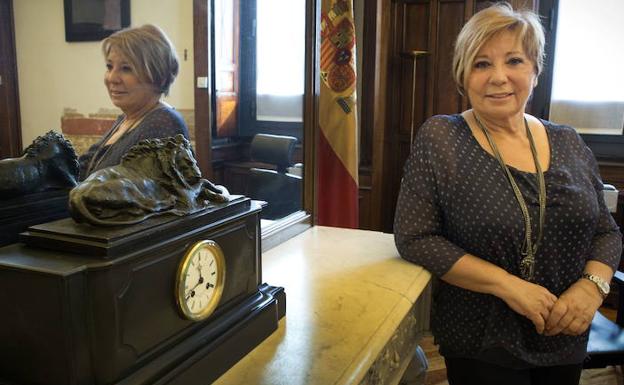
(175, 240, 226, 321)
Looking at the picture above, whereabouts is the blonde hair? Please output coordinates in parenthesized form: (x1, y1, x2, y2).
(102, 24, 179, 96)
(452, 2, 544, 94)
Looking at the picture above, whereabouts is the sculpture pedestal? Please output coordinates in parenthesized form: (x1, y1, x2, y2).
(0, 189, 70, 247)
(0, 197, 285, 385)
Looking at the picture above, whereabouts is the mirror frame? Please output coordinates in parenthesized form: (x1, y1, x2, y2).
(193, 0, 319, 250)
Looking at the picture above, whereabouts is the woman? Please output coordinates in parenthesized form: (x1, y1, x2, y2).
(394, 3, 622, 384)
(79, 24, 190, 180)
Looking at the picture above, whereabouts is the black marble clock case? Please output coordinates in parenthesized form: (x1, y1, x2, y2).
(0, 197, 285, 385)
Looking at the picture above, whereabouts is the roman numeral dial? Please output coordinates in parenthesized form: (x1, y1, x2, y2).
(175, 240, 226, 321)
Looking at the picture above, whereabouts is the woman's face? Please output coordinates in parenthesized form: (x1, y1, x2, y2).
(466, 30, 537, 122)
(104, 47, 158, 115)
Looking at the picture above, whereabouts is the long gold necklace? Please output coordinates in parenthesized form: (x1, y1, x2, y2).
(473, 112, 546, 281)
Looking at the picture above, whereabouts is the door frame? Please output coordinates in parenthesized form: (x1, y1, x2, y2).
(0, 0, 22, 158)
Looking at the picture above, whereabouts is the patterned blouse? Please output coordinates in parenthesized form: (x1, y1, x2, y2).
(78, 106, 190, 180)
(394, 114, 622, 367)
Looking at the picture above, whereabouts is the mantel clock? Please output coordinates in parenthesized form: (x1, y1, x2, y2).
(0, 197, 285, 385)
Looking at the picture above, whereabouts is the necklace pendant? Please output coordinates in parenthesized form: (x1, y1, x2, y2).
(474, 113, 544, 283)
(520, 255, 535, 281)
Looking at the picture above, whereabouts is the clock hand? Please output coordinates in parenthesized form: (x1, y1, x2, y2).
(185, 276, 205, 300)
(185, 258, 213, 300)
(187, 276, 204, 292)
(197, 260, 204, 278)
(194, 260, 206, 292)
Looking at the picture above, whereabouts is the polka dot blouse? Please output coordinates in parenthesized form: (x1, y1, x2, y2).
(78, 106, 190, 180)
(394, 114, 622, 367)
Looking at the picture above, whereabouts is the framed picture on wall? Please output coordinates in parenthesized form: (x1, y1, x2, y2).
(64, 0, 130, 42)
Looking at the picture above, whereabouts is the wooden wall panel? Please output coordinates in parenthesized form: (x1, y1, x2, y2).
(362, 0, 391, 230)
(601, 165, 624, 192)
(432, 0, 465, 116)
(380, 0, 435, 232)
(399, 2, 430, 136)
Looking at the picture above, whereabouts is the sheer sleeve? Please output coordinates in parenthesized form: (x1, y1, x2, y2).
(394, 116, 467, 277)
(577, 134, 623, 271)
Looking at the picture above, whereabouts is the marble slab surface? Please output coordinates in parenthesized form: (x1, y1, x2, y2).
(214, 226, 431, 385)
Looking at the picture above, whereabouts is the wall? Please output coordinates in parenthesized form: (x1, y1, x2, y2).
(13, 0, 194, 148)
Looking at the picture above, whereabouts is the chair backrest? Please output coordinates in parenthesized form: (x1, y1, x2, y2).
(247, 134, 302, 219)
(249, 134, 297, 173)
(603, 183, 619, 213)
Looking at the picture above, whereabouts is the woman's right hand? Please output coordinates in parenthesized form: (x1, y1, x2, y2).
(497, 275, 558, 334)
(442, 254, 558, 334)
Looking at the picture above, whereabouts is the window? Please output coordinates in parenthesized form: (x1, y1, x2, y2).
(210, 0, 309, 230)
(213, 0, 239, 138)
(238, 0, 306, 139)
(533, 0, 624, 161)
(256, 0, 305, 123)
(549, 0, 624, 135)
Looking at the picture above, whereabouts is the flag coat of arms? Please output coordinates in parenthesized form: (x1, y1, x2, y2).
(317, 0, 359, 228)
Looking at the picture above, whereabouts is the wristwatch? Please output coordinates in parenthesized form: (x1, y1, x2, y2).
(581, 273, 610, 299)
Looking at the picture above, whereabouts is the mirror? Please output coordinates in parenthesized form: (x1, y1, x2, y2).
(12, 2, 195, 156)
(10, 0, 307, 230)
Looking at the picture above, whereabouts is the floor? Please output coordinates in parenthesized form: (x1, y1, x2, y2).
(421, 307, 622, 385)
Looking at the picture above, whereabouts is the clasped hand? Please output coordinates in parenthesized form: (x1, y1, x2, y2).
(503, 277, 602, 336)
(543, 280, 603, 336)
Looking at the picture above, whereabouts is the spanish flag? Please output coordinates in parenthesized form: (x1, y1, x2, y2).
(317, 0, 359, 228)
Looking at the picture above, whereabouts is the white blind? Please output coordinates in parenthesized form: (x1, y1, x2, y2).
(256, 0, 305, 122)
(549, 0, 624, 134)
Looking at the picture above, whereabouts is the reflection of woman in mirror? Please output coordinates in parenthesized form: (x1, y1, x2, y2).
(79, 24, 190, 180)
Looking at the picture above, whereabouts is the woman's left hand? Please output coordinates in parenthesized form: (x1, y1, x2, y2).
(544, 279, 603, 336)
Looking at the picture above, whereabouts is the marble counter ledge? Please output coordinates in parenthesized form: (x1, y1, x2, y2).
(214, 226, 432, 385)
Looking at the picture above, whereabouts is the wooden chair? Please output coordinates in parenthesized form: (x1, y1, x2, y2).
(584, 270, 624, 372)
